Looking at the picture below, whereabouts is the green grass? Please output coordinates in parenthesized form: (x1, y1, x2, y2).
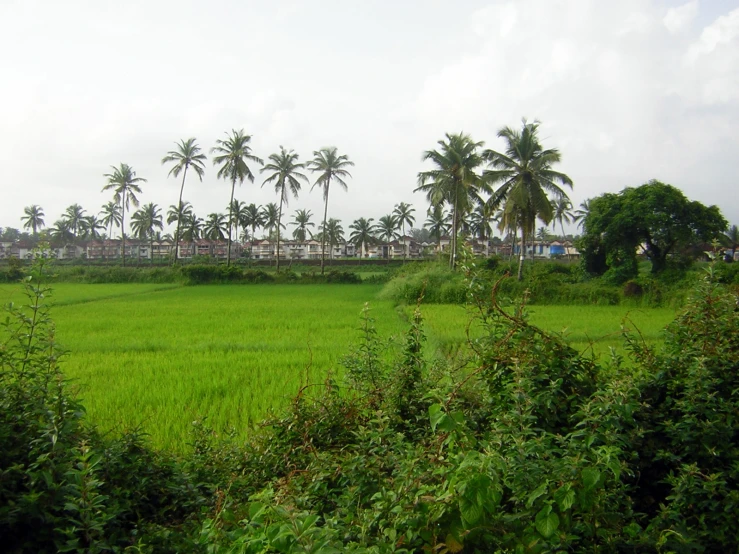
(2, 282, 679, 451)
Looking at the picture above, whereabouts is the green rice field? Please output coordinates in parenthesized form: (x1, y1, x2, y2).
(0, 282, 679, 451)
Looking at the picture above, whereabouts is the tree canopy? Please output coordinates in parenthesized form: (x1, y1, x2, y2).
(578, 180, 727, 280)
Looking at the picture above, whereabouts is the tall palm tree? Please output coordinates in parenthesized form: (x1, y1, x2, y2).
(181, 214, 203, 259)
(100, 201, 122, 240)
(49, 220, 73, 244)
(416, 133, 488, 269)
(80, 215, 105, 240)
(102, 163, 146, 266)
(573, 199, 591, 229)
(261, 147, 309, 272)
(167, 201, 194, 261)
(393, 202, 416, 262)
(211, 129, 263, 266)
(349, 217, 376, 263)
(425, 205, 451, 254)
(131, 203, 164, 265)
(291, 209, 315, 242)
(551, 196, 574, 260)
(484, 119, 573, 280)
(204, 212, 228, 258)
(21, 205, 45, 238)
(162, 138, 207, 265)
(308, 147, 354, 275)
(63, 204, 86, 239)
(241, 203, 265, 260)
(261, 203, 283, 238)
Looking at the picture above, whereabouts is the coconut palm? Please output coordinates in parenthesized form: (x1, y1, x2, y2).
(100, 201, 122, 241)
(261, 203, 284, 238)
(291, 209, 315, 242)
(167, 201, 194, 260)
(573, 199, 591, 229)
(308, 147, 354, 275)
(241, 203, 265, 259)
(162, 138, 207, 265)
(724, 224, 739, 257)
(261, 147, 309, 272)
(204, 212, 228, 257)
(229, 200, 250, 248)
(484, 119, 573, 280)
(321, 218, 344, 259)
(416, 133, 488, 269)
(181, 214, 203, 259)
(551, 196, 574, 260)
(63, 204, 86, 239)
(377, 214, 399, 242)
(102, 163, 146, 266)
(21, 205, 45, 238)
(80, 215, 105, 240)
(211, 129, 263, 266)
(424, 204, 451, 254)
(49, 219, 74, 244)
(131, 203, 164, 265)
(393, 202, 416, 262)
(349, 217, 377, 262)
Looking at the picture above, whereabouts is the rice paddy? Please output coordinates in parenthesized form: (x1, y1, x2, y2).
(0, 282, 679, 451)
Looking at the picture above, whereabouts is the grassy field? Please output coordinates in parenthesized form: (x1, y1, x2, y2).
(1, 282, 680, 451)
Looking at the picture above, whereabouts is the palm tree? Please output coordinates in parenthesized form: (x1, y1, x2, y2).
(102, 163, 146, 266)
(724, 224, 739, 258)
(261, 147, 309, 272)
(21, 205, 45, 238)
(80, 215, 105, 240)
(322, 218, 344, 259)
(261, 203, 283, 237)
(100, 201, 122, 240)
(204, 212, 228, 258)
(424, 205, 450, 254)
(551, 196, 574, 260)
(377, 214, 399, 259)
(49, 219, 73, 244)
(131, 203, 163, 265)
(181, 213, 203, 259)
(63, 204, 86, 239)
(211, 129, 263, 266)
(349, 217, 376, 263)
(229, 199, 250, 249)
(573, 199, 591, 229)
(484, 119, 573, 280)
(416, 133, 488, 269)
(162, 138, 207, 266)
(393, 202, 416, 262)
(241, 203, 265, 260)
(308, 147, 354, 275)
(291, 209, 315, 242)
(167, 201, 194, 261)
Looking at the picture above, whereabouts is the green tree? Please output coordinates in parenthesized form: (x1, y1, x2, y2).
(229, 200, 250, 249)
(63, 204, 86, 239)
(308, 147, 354, 275)
(416, 133, 488, 269)
(424, 204, 450, 254)
(551, 196, 574, 260)
(49, 219, 73, 244)
(291, 209, 315, 242)
(573, 199, 591, 229)
(99, 201, 122, 241)
(322, 218, 344, 259)
(102, 163, 146, 266)
(261, 203, 283, 241)
(241, 203, 265, 260)
(131, 203, 164, 265)
(181, 213, 203, 259)
(79, 215, 105, 240)
(21, 205, 45, 238)
(377, 214, 399, 259)
(578, 180, 728, 279)
(393, 202, 416, 262)
(162, 138, 207, 265)
(484, 120, 573, 280)
(349, 217, 376, 262)
(261, 147, 309, 272)
(723, 224, 738, 257)
(204, 212, 228, 258)
(167, 202, 194, 262)
(211, 129, 263, 266)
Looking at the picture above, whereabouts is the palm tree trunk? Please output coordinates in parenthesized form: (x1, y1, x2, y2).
(560, 221, 571, 261)
(173, 169, 188, 266)
(227, 179, 235, 266)
(276, 186, 284, 273)
(251, 224, 256, 263)
(320, 178, 331, 276)
(121, 197, 126, 267)
(150, 236, 154, 265)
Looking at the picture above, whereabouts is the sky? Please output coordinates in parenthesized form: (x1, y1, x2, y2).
(1, 0, 738, 237)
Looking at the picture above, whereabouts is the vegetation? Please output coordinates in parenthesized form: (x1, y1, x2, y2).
(101, 163, 146, 266)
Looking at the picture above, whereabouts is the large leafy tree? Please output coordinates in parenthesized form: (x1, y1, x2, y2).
(131, 203, 164, 265)
(102, 163, 146, 266)
(484, 120, 573, 280)
(291, 209, 315, 242)
(416, 133, 488, 269)
(261, 147, 309, 272)
(308, 147, 354, 275)
(63, 204, 86, 240)
(393, 202, 416, 262)
(21, 205, 45, 238)
(241, 203, 265, 260)
(211, 129, 263, 266)
(578, 180, 728, 279)
(349, 217, 376, 262)
(162, 138, 207, 265)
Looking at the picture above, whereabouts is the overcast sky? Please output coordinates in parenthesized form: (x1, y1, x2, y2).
(1, 0, 738, 237)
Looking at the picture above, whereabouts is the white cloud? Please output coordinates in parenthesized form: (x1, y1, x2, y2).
(664, 0, 699, 34)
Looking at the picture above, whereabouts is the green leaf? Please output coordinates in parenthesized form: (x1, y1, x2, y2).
(582, 468, 601, 491)
(554, 484, 575, 511)
(535, 506, 560, 539)
(526, 482, 548, 508)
